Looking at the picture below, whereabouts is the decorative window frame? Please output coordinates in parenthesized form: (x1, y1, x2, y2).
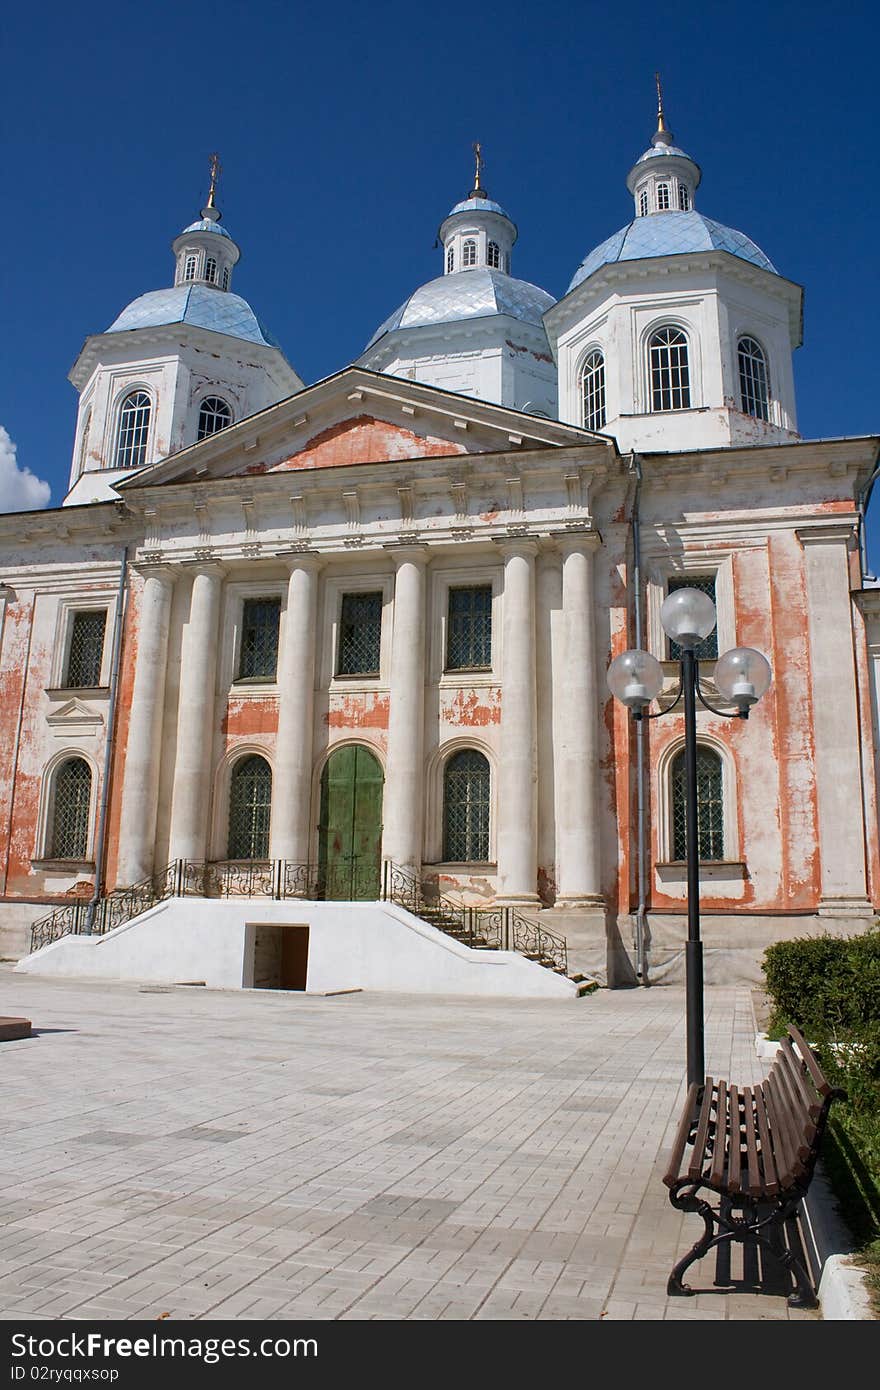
(655, 733, 740, 866)
(182, 249, 201, 282)
(33, 748, 99, 866)
(112, 382, 155, 470)
(209, 743, 274, 862)
(462, 238, 478, 268)
(427, 564, 502, 686)
(645, 551, 736, 672)
(218, 581, 285, 695)
(637, 315, 701, 415)
(576, 343, 606, 432)
(423, 736, 497, 868)
(48, 595, 115, 692)
(735, 332, 773, 422)
(320, 573, 394, 690)
(196, 392, 235, 442)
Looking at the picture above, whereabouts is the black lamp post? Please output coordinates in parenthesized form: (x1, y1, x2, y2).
(607, 587, 772, 1087)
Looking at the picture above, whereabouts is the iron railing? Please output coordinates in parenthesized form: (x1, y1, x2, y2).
(30, 856, 569, 976)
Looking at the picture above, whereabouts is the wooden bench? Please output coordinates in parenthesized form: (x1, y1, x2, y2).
(663, 1024, 845, 1308)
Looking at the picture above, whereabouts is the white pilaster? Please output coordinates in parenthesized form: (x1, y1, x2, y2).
(382, 547, 427, 871)
(798, 526, 872, 914)
(116, 566, 174, 885)
(555, 531, 605, 905)
(168, 564, 224, 864)
(271, 553, 322, 862)
(496, 539, 539, 904)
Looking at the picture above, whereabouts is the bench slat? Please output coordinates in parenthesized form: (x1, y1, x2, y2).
(663, 1082, 702, 1188)
(770, 1051, 817, 1167)
(709, 1079, 728, 1187)
(727, 1084, 742, 1193)
(788, 1024, 834, 1098)
(687, 1077, 716, 1182)
(762, 1068, 805, 1187)
(752, 1082, 780, 1196)
(741, 1085, 763, 1198)
(776, 1036, 824, 1122)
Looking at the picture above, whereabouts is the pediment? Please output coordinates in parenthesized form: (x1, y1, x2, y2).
(117, 367, 608, 493)
(46, 698, 105, 734)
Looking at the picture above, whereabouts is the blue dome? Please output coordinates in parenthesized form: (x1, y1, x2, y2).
(634, 143, 695, 165)
(445, 196, 512, 220)
(568, 211, 777, 292)
(180, 217, 233, 239)
(107, 285, 280, 348)
(365, 267, 555, 351)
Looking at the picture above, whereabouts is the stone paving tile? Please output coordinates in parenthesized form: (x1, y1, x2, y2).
(0, 970, 819, 1322)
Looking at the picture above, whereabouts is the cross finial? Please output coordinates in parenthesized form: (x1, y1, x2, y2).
(206, 152, 222, 210)
(652, 73, 672, 146)
(470, 141, 487, 199)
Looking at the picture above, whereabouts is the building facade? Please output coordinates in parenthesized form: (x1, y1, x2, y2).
(2, 101, 878, 984)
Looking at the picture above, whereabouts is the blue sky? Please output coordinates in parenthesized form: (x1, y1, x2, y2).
(3, 2, 878, 553)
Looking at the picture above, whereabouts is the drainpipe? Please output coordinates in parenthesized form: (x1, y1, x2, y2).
(857, 447, 880, 581)
(84, 547, 129, 934)
(629, 455, 650, 984)
(0, 584, 34, 897)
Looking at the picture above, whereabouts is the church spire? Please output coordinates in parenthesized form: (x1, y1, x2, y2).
(652, 72, 673, 147)
(470, 141, 488, 200)
(202, 152, 222, 223)
(626, 77, 701, 217)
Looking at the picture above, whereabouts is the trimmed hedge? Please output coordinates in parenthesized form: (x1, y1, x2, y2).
(762, 927, 880, 1249)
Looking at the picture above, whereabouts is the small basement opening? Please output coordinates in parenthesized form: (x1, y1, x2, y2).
(251, 923, 309, 990)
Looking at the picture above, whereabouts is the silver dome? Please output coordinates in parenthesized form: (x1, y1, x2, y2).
(366, 267, 555, 351)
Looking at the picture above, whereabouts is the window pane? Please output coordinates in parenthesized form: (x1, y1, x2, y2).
(649, 327, 690, 412)
(657, 183, 670, 210)
(205, 257, 217, 284)
(487, 241, 500, 268)
(738, 337, 770, 422)
(443, 750, 490, 862)
(238, 599, 281, 680)
(672, 747, 724, 861)
(50, 759, 92, 859)
(198, 396, 232, 441)
(115, 391, 151, 468)
(446, 245, 454, 272)
(66, 611, 106, 687)
(667, 575, 718, 661)
(581, 350, 606, 431)
(463, 239, 477, 267)
(679, 184, 690, 211)
(227, 755, 272, 859)
(447, 586, 492, 670)
(337, 592, 382, 675)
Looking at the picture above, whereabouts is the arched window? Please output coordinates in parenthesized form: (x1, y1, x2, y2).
(49, 758, 92, 860)
(462, 239, 477, 268)
(227, 755, 272, 860)
(197, 396, 233, 441)
(638, 188, 649, 217)
(78, 408, 91, 476)
(222, 266, 229, 291)
(443, 750, 490, 863)
(487, 240, 500, 268)
(183, 253, 198, 282)
(581, 350, 606, 432)
(204, 256, 217, 284)
(738, 336, 770, 422)
(671, 746, 724, 861)
(446, 245, 454, 272)
(656, 183, 671, 211)
(649, 327, 691, 411)
(678, 184, 690, 211)
(114, 391, 152, 468)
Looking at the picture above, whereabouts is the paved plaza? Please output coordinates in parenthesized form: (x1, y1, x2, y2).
(0, 969, 817, 1321)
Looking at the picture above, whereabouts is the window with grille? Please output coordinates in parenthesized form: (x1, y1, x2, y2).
(183, 253, 198, 281)
(462, 239, 477, 267)
(197, 396, 233, 440)
(639, 188, 649, 217)
(657, 183, 671, 210)
(443, 749, 490, 862)
(337, 592, 382, 676)
(237, 598, 281, 680)
(446, 586, 492, 670)
(738, 337, 771, 422)
(115, 391, 152, 468)
(649, 327, 691, 411)
(446, 245, 454, 272)
(205, 256, 217, 284)
(671, 746, 724, 861)
(679, 184, 690, 211)
(581, 350, 606, 431)
(65, 610, 107, 688)
(487, 240, 500, 268)
(222, 266, 229, 291)
(227, 755, 272, 859)
(666, 575, 718, 661)
(49, 758, 92, 859)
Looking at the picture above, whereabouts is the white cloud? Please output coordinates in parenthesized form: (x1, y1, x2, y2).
(0, 426, 51, 513)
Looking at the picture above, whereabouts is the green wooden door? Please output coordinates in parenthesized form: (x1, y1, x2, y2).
(318, 745, 384, 900)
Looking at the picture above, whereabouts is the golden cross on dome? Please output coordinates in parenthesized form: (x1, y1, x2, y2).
(654, 73, 670, 137)
(206, 152, 222, 210)
(471, 141, 487, 199)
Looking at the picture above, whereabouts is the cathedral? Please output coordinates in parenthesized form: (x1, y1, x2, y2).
(3, 93, 879, 994)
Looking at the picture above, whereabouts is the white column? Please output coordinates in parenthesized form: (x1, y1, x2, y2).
(271, 554, 322, 862)
(116, 566, 174, 885)
(168, 564, 224, 864)
(382, 547, 427, 871)
(555, 532, 605, 906)
(798, 526, 872, 913)
(496, 540, 540, 904)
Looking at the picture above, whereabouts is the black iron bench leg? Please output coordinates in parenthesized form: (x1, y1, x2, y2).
(667, 1194, 717, 1296)
(757, 1217, 817, 1310)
